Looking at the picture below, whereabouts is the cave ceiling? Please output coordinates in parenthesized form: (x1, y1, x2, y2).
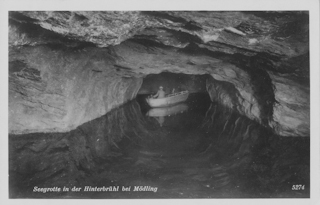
(9, 11, 309, 78)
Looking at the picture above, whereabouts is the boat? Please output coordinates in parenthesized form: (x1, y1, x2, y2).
(146, 90, 189, 108)
(146, 103, 188, 117)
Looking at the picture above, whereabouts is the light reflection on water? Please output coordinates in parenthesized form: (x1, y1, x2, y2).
(9, 93, 310, 198)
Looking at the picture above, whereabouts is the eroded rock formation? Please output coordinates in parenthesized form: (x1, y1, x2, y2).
(9, 11, 309, 136)
(9, 46, 142, 133)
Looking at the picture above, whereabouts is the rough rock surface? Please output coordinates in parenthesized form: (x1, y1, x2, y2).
(9, 46, 142, 134)
(206, 76, 261, 124)
(9, 11, 309, 136)
(10, 11, 308, 58)
(268, 72, 309, 136)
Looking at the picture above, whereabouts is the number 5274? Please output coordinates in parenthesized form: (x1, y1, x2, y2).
(292, 185, 305, 190)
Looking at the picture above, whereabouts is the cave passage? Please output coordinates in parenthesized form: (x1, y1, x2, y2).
(9, 92, 310, 198)
(137, 72, 209, 95)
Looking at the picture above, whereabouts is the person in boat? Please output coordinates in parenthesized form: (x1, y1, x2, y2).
(152, 86, 166, 99)
(156, 116, 165, 127)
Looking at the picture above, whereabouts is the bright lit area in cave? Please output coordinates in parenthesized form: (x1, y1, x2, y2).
(7, 9, 314, 200)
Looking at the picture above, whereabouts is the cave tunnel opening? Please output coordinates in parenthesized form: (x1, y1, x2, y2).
(136, 72, 211, 115)
(137, 72, 209, 95)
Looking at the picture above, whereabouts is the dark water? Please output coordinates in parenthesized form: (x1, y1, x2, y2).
(9, 93, 310, 198)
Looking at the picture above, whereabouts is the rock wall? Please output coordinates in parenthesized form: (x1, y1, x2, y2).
(206, 73, 310, 137)
(268, 73, 310, 136)
(9, 46, 142, 134)
(206, 75, 261, 124)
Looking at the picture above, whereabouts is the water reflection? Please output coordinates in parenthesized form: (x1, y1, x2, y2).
(146, 103, 188, 127)
(9, 93, 309, 198)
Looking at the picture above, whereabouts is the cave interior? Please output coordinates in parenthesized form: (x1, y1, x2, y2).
(8, 11, 310, 198)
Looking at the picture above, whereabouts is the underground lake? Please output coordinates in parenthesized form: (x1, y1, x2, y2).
(9, 92, 310, 198)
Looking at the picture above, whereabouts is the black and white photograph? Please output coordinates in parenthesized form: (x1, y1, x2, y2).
(3, 0, 320, 203)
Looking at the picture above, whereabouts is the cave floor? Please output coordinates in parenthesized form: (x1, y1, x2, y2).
(9, 93, 310, 199)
